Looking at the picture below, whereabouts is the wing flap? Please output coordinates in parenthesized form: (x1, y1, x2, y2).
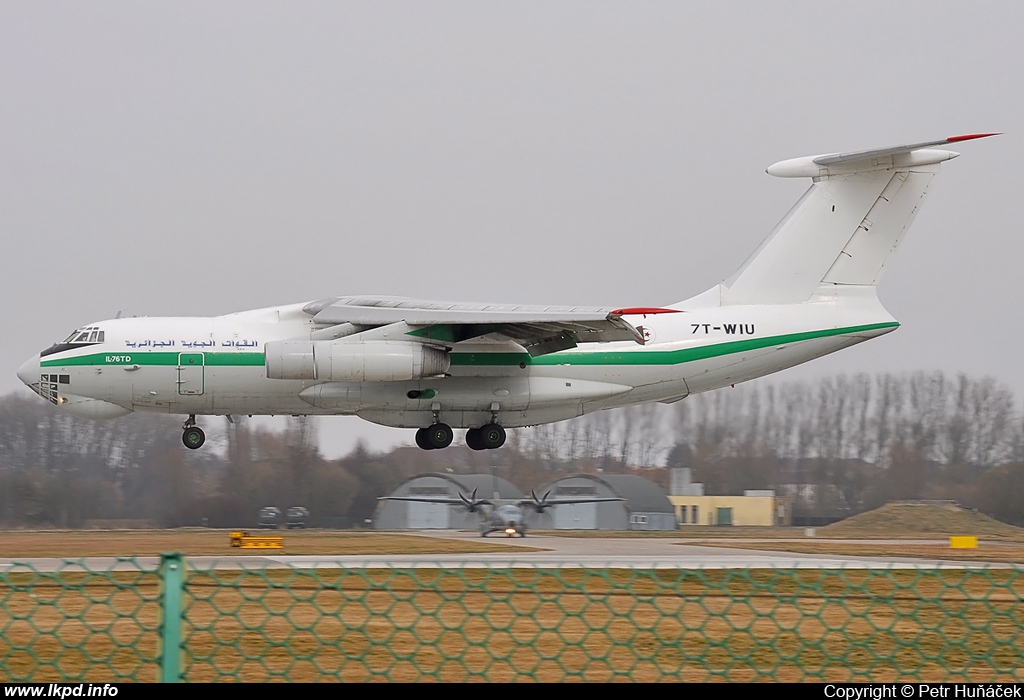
(305, 296, 653, 350)
(308, 296, 620, 325)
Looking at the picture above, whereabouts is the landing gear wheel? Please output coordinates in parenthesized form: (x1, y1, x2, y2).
(479, 424, 506, 450)
(425, 423, 453, 449)
(182, 426, 206, 450)
(465, 428, 486, 451)
(415, 428, 435, 450)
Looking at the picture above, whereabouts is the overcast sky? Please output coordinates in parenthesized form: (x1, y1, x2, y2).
(2, 2, 1020, 456)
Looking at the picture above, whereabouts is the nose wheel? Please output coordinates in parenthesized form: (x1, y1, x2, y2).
(182, 415, 206, 450)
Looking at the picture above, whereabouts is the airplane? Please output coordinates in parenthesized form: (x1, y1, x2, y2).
(377, 488, 625, 537)
(17, 134, 996, 451)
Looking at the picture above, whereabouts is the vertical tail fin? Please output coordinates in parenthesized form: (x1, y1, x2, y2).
(718, 134, 996, 306)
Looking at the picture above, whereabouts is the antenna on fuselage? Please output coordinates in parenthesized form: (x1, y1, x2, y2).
(115, 310, 123, 319)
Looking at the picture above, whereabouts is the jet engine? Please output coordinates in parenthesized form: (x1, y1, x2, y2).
(265, 340, 450, 382)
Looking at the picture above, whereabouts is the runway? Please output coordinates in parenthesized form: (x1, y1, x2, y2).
(2, 530, 1017, 571)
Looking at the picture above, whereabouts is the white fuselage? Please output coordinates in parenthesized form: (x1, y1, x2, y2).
(19, 287, 898, 429)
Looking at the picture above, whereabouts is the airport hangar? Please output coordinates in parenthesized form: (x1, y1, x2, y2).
(374, 473, 525, 530)
(374, 472, 677, 531)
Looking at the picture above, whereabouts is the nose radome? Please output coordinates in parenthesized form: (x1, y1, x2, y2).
(17, 356, 39, 387)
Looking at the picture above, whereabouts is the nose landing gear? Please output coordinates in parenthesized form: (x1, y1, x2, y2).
(182, 415, 205, 450)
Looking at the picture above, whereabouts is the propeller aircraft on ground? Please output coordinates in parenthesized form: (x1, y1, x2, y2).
(378, 488, 625, 537)
(18, 134, 996, 450)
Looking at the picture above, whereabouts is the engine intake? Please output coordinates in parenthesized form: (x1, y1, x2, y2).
(266, 340, 450, 382)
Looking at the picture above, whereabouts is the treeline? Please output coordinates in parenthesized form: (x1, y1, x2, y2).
(2, 371, 1024, 528)
(517, 372, 1023, 468)
(0, 394, 427, 528)
(514, 372, 1024, 522)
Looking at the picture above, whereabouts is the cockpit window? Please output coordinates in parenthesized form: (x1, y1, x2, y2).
(42, 326, 106, 359)
(61, 327, 103, 344)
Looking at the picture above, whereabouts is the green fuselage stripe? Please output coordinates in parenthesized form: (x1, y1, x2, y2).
(448, 322, 899, 367)
(38, 322, 897, 370)
(40, 352, 266, 368)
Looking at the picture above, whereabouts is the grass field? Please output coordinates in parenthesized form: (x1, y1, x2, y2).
(695, 540, 1024, 564)
(819, 503, 1024, 540)
(4, 528, 1022, 562)
(0, 529, 542, 558)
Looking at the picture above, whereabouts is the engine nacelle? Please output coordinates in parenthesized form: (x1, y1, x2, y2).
(266, 340, 450, 382)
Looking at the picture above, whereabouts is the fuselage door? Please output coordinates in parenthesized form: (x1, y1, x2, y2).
(177, 352, 205, 396)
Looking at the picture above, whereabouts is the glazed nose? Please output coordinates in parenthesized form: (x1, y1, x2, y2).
(17, 355, 39, 387)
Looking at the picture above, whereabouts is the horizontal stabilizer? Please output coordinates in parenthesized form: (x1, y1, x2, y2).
(767, 133, 998, 178)
(813, 133, 998, 166)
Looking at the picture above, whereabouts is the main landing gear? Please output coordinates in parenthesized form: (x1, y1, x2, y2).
(414, 422, 506, 451)
(466, 424, 506, 451)
(182, 414, 205, 450)
(415, 423, 453, 450)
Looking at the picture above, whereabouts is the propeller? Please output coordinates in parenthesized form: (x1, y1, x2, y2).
(521, 488, 626, 512)
(527, 489, 554, 513)
(458, 489, 493, 513)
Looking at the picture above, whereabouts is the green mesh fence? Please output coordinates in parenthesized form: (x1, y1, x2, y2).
(0, 558, 162, 682)
(2, 555, 1023, 682)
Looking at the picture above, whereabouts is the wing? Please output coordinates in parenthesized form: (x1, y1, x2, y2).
(303, 296, 680, 356)
(376, 496, 468, 506)
(519, 497, 625, 511)
(377, 492, 493, 509)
